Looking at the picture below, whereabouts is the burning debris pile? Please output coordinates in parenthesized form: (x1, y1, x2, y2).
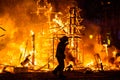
(0, 0, 119, 73)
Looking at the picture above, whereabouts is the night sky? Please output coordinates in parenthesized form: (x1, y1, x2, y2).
(77, 0, 120, 49)
(77, 0, 119, 21)
(0, 0, 119, 21)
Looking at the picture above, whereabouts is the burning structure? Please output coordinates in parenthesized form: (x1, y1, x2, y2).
(0, 0, 120, 73)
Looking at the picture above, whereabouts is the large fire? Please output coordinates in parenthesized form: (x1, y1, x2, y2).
(0, 0, 119, 73)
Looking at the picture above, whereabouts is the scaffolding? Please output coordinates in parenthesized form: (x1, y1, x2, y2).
(52, 7, 85, 68)
(19, 0, 85, 70)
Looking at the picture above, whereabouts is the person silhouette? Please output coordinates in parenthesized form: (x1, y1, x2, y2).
(52, 36, 69, 78)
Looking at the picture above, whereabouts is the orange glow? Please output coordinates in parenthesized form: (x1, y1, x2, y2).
(0, 0, 119, 73)
(89, 34, 93, 39)
(30, 30, 34, 35)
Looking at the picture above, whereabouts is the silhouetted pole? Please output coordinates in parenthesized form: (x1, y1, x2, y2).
(32, 32, 35, 65)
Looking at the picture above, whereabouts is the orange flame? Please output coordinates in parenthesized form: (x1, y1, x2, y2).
(0, 0, 119, 73)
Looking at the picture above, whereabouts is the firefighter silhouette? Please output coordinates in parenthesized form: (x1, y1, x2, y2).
(52, 36, 69, 78)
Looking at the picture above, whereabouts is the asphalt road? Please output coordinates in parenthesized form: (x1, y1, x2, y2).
(0, 70, 120, 80)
